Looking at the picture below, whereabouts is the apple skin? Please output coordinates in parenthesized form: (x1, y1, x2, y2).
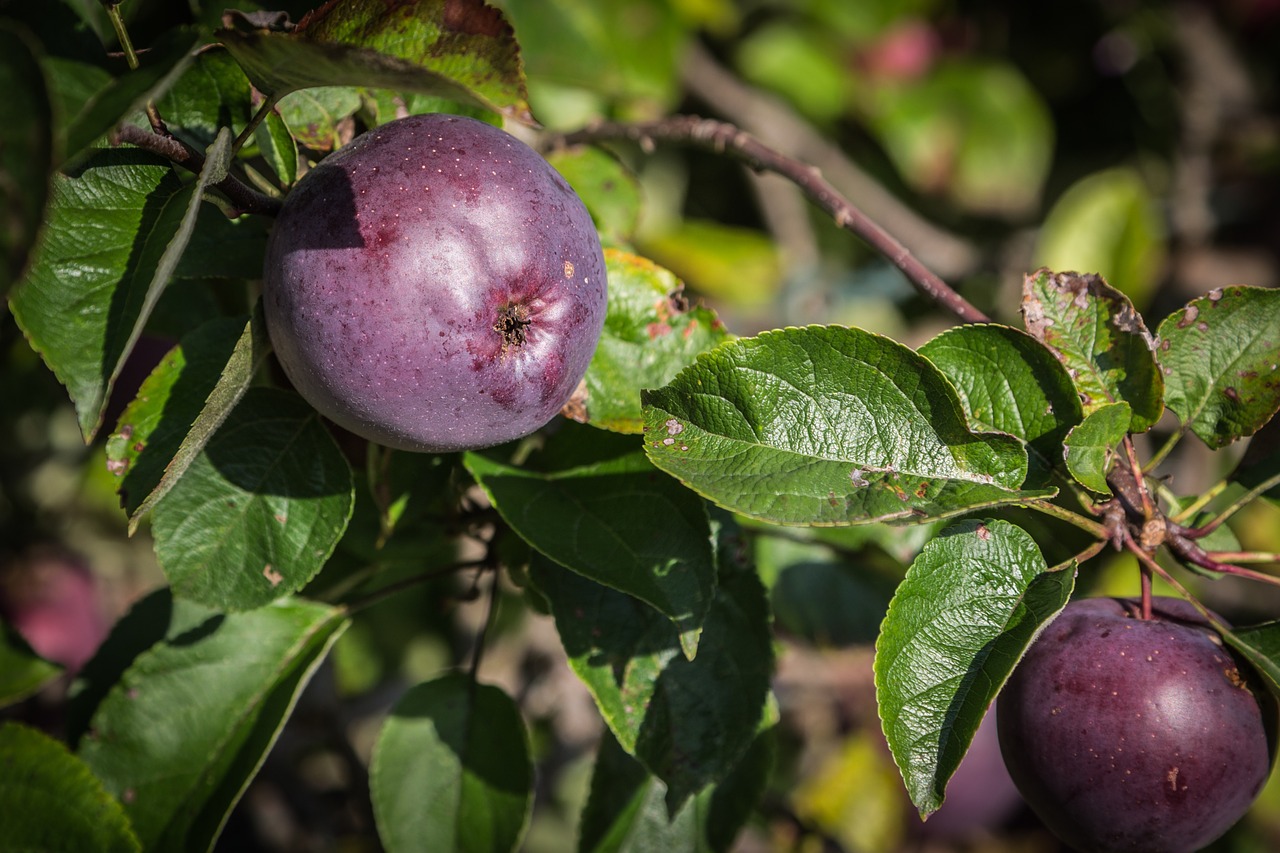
(997, 596, 1276, 853)
(264, 114, 607, 452)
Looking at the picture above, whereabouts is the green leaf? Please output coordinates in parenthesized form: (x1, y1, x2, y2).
(255, 106, 297, 186)
(1221, 620, 1280, 696)
(0, 22, 53, 295)
(574, 250, 731, 433)
(370, 673, 532, 853)
(1156, 285, 1280, 449)
(0, 618, 63, 706)
(546, 148, 641, 245)
(173, 209, 270, 281)
(218, 0, 531, 123)
(919, 324, 1083, 488)
(10, 151, 186, 439)
(151, 387, 355, 610)
(0, 722, 140, 853)
(77, 594, 348, 852)
(532, 554, 773, 809)
(61, 27, 199, 163)
(1022, 268, 1164, 432)
(66, 590, 176, 747)
(154, 45, 254, 150)
(12, 130, 237, 441)
(579, 725, 775, 853)
(464, 449, 715, 655)
(1033, 168, 1166, 308)
(276, 86, 362, 151)
(1064, 401, 1131, 494)
(874, 519, 1074, 816)
(106, 308, 271, 531)
(642, 325, 1051, 527)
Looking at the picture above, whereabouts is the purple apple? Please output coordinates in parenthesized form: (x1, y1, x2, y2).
(263, 113, 607, 452)
(997, 596, 1276, 853)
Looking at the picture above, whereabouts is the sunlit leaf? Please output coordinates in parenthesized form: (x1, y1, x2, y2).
(1064, 402, 1131, 494)
(919, 323, 1082, 488)
(218, 0, 530, 123)
(642, 325, 1051, 526)
(1157, 286, 1280, 449)
(875, 519, 1074, 816)
(1022, 268, 1163, 432)
(573, 250, 731, 433)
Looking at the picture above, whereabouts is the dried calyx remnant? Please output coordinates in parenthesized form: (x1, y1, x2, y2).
(495, 303, 531, 350)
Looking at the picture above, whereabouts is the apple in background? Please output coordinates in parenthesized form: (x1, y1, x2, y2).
(263, 113, 608, 453)
(1, 549, 108, 674)
(997, 596, 1276, 853)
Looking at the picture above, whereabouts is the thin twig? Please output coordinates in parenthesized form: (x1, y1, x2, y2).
(103, 2, 139, 69)
(114, 124, 282, 217)
(557, 116, 991, 325)
(1205, 551, 1280, 565)
(339, 559, 488, 614)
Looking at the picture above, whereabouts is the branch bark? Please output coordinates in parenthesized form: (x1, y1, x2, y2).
(557, 115, 991, 325)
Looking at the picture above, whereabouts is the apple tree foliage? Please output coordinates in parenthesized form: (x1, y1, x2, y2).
(3, 1, 1280, 850)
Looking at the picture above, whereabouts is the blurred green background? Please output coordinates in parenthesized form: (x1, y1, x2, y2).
(4, 0, 1280, 850)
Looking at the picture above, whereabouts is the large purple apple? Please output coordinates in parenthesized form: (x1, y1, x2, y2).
(997, 596, 1276, 853)
(263, 113, 607, 452)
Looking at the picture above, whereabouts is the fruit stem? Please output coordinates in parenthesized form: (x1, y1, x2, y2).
(1144, 426, 1185, 473)
(1170, 478, 1229, 524)
(234, 94, 283, 156)
(1205, 551, 1280, 565)
(1026, 499, 1109, 538)
(1140, 562, 1154, 620)
(1178, 469, 1280, 539)
(556, 116, 992, 325)
(102, 1, 140, 70)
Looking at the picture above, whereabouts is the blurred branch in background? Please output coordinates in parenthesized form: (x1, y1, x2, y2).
(681, 40, 982, 283)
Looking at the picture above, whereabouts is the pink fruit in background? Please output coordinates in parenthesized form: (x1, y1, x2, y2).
(263, 113, 608, 452)
(997, 596, 1276, 853)
(1, 551, 108, 674)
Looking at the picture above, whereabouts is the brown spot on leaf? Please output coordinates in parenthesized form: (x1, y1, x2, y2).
(263, 565, 284, 587)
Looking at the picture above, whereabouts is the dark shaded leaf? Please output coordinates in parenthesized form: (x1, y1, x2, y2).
(370, 673, 532, 853)
(77, 595, 348, 851)
(0, 722, 140, 853)
(465, 449, 715, 655)
(532, 554, 773, 809)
